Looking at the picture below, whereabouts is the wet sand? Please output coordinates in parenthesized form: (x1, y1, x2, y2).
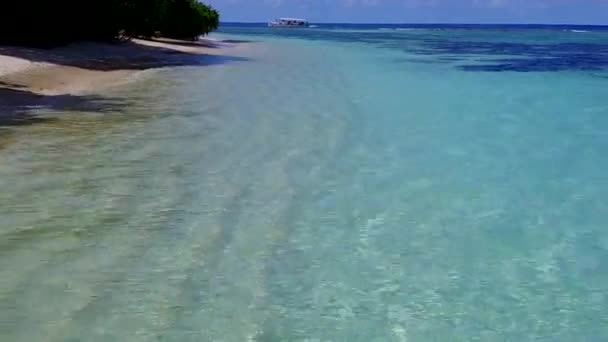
(0, 37, 246, 126)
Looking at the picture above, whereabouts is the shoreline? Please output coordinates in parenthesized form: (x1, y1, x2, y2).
(0, 37, 239, 96)
(0, 37, 248, 126)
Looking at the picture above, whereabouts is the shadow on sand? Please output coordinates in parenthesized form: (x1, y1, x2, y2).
(0, 39, 251, 127)
(0, 39, 250, 71)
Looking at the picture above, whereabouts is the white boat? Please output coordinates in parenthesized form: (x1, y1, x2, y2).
(268, 18, 309, 28)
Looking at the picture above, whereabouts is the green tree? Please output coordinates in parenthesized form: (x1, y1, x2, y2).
(160, 0, 219, 40)
(0, 0, 220, 46)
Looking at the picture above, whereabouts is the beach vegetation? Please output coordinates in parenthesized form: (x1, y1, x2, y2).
(0, 0, 219, 46)
(160, 0, 220, 40)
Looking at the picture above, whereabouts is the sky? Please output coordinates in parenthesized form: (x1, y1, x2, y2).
(204, 0, 608, 24)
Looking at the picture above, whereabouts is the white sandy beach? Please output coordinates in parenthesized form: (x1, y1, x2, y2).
(0, 38, 237, 96)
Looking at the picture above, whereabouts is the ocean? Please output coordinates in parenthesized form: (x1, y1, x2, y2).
(1, 24, 608, 340)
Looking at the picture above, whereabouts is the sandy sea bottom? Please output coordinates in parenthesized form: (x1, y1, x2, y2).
(1, 29, 608, 341)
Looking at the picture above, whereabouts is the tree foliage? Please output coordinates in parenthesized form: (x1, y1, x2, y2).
(0, 0, 220, 46)
(161, 0, 219, 40)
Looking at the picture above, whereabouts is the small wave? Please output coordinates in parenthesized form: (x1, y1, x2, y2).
(375, 28, 419, 32)
(571, 30, 589, 33)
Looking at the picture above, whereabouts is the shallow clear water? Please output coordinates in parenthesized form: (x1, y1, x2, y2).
(2, 26, 608, 341)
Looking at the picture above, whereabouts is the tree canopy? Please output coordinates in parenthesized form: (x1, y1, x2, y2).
(0, 0, 219, 46)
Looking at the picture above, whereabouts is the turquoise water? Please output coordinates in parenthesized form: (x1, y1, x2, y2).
(2, 26, 608, 340)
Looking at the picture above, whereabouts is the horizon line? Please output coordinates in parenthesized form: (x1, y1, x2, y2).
(220, 21, 608, 27)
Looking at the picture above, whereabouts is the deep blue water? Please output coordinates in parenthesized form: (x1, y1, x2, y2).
(221, 22, 608, 30)
(220, 23, 608, 72)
